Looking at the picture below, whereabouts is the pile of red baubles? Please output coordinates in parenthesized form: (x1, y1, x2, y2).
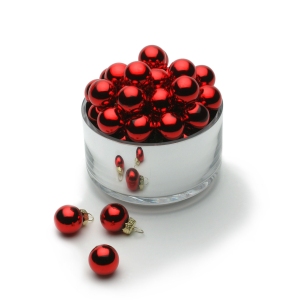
(84, 45, 222, 143)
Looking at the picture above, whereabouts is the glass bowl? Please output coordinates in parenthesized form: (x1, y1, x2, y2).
(82, 101, 223, 205)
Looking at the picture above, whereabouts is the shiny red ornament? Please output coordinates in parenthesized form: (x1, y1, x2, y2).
(115, 155, 124, 181)
(89, 244, 119, 275)
(125, 61, 152, 85)
(138, 45, 168, 69)
(87, 105, 99, 122)
(88, 79, 116, 107)
(126, 115, 152, 142)
(195, 65, 216, 86)
(97, 107, 121, 135)
(84, 79, 97, 102)
(150, 88, 170, 112)
(198, 85, 222, 110)
(105, 63, 126, 82)
(54, 205, 92, 234)
(99, 69, 107, 79)
(117, 86, 145, 113)
(185, 102, 210, 129)
(151, 68, 170, 88)
(126, 168, 146, 191)
(135, 147, 144, 165)
(169, 59, 196, 78)
(172, 76, 199, 103)
(158, 112, 184, 140)
(100, 203, 129, 232)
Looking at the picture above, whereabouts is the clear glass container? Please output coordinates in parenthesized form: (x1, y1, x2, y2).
(82, 101, 223, 205)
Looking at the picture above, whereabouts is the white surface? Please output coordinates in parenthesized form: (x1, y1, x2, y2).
(0, 1, 299, 299)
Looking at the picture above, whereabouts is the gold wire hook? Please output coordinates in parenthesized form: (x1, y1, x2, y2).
(80, 209, 94, 226)
(116, 167, 123, 181)
(122, 217, 144, 235)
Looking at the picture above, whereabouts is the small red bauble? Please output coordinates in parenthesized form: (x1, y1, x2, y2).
(125, 61, 152, 85)
(172, 76, 199, 103)
(100, 203, 129, 232)
(117, 86, 145, 113)
(105, 63, 126, 82)
(169, 59, 196, 78)
(54, 205, 92, 234)
(126, 168, 145, 191)
(87, 105, 99, 122)
(138, 45, 168, 69)
(185, 102, 210, 129)
(84, 79, 97, 102)
(195, 65, 216, 86)
(126, 115, 152, 142)
(88, 79, 116, 107)
(97, 107, 121, 135)
(89, 244, 119, 275)
(151, 68, 170, 88)
(150, 88, 171, 112)
(115, 155, 124, 181)
(198, 85, 222, 110)
(135, 147, 144, 165)
(158, 112, 184, 140)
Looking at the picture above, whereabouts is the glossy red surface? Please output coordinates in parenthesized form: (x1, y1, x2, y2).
(151, 68, 170, 88)
(115, 155, 124, 169)
(125, 61, 151, 84)
(195, 65, 216, 86)
(150, 88, 170, 112)
(198, 85, 222, 110)
(126, 168, 140, 191)
(88, 79, 115, 107)
(87, 105, 99, 122)
(99, 69, 106, 79)
(158, 112, 184, 140)
(169, 59, 196, 78)
(100, 203, 129, 232)
(84, 79, 97, 102)
(117, 86, 145, 113)
(97, 107, 121, 135)
(185, 102, 210, 129)
(105, 63, 126, 82)
(138, 45, 168, 69)
(136, 147, 144, 163)
(89, 244, 119, 275)
(126, 115, 152, 142)
(172, 76, 199, 103)
(54, 205, 83, 234)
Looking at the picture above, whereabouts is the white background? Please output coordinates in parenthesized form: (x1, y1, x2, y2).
(1, 1, 299, 299)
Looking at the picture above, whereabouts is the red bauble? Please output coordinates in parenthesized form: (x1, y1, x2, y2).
(158, 112, 184, 140)
(99, 69, 106, 79)
(185, 102, 210, 129)
(100, 203, 129, 232)
(126, 115, 152, 142)
(136, 147, 144, 163)
(84, 79, 97, 102)
(105, 63, 126, 82)
(125, 61, 152, 85)
(138, 45, 168, 69)
(117, 86, 145, 113)
(97, 107, 121, 135)
(151, 68, 170, 88)
(54, 205, 83, 234)
(88, 79, 116, 107)
(126, 168, 141, 191)
(150, 88, 170, 112)
(172, 76, 199, 103)
(89, 244, 119, 275)
(169, 59, 196, 78)
(87, 105, 99, 122)
(195, 65, 216, 86)
(198, 85, 222, 110)
(115, 155, 124, 170)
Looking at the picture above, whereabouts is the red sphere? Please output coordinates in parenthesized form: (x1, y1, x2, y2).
(136, 147, 144, 163)
(169, 59, 196, 78)
(158, 112, 184, 140)
(125, 61, 151, 84)
(105, 63, 126, 82)
(126, 168, 140, 191)
(89, 244, 119, 275)
(150, 88, 170, 112)
(172, 76, 199, 103)
(126, 115, 152, 142)
(115, 155, 124, 170)
(84, 79, 97, 102)
(138, 45, 168, 69)
(87, 105, 99, 122)
(100, 203, 129, 232)
(185, 102, 210, 129)
(88, 79, 115, 107)
(151, 68, 170, 88)
(195, 65, 216, 86)
(97, 107, 121, 135)
(117, 86, 145, 113)
(198, 85, 222, 110)
(54, 205, 83, 234)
